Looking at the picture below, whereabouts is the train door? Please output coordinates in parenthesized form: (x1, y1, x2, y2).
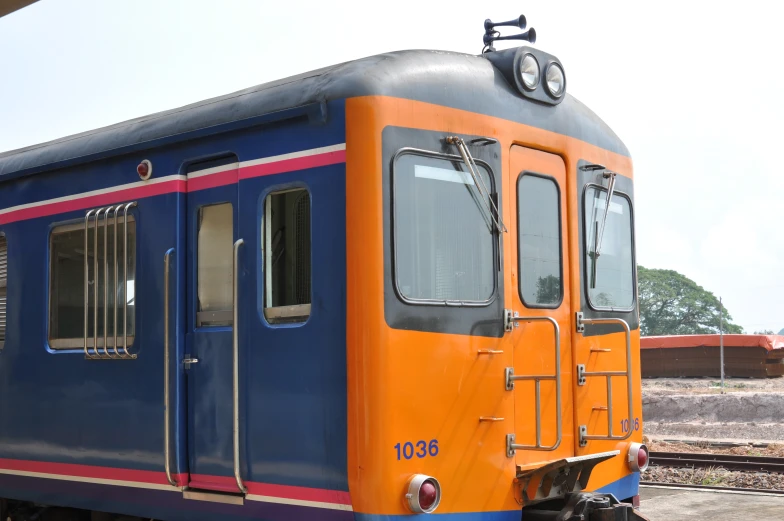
(506, 146, 575, 468)
(184, 157, 241, 492)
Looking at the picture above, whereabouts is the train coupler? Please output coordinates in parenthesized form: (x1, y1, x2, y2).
(521, 492, 651, 521)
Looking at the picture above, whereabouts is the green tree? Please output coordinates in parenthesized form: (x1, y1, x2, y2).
(637, 266, 743, 336)
(535, 275, 560, 304)
(754, 329, 775, 335)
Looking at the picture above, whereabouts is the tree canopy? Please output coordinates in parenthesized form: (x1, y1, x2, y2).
(637, 266, 743, 336)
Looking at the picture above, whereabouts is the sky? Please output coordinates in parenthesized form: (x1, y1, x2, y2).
(1, 1, 783, 332)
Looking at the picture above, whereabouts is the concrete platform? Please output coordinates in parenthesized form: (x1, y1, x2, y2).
(640, 485, 784, 520)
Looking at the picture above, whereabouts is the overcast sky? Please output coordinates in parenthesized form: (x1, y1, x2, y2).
(2, 1, 782, 332)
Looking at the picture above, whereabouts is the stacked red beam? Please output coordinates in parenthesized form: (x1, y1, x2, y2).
(640, 335, 784, 378)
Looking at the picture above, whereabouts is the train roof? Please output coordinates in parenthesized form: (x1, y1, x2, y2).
(0, 49, 629, 180)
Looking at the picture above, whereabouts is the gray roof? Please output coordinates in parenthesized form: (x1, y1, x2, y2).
(0, 49, 628, 180)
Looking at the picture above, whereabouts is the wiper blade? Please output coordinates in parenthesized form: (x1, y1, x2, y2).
(590, 170, 616, 289)
(446, 136, 508, 234)
(595, 171, 617, 258)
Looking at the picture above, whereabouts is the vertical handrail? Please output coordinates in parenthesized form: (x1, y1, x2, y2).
(102, 206, 111, 357)
(123, 202, 137, 358)
(505, 315, 562, 453)
(577, 317, 633, 443)
(163, 248, 177, 487)
(84, 210, 96, 359)
(233, 238, 247, 494)
(92, 208, 106, 357)
(112, 205, 120, 358)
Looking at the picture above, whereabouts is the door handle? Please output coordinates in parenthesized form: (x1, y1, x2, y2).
(182, 357, 199, 368)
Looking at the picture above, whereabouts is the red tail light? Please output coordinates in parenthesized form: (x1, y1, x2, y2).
(627, 442, 649, 472)
(406, 475, 441, 513)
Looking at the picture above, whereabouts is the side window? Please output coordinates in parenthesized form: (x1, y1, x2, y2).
(49, 218, 136, 349)
(0, 234, 6, 348)
(263, 189, 311, 323)
(197, 203, 234, 326)
(518, 174, 562, 307)
(393, 152, 496, 304)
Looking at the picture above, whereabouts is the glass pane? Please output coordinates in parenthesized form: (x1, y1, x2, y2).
(584, 188, 634, 308)
(0, 235, 6, 344)
(198, 203, 233, 325)
(518, 175, 561, 306)
(263, 190, 311, 322)
(394, 154, 495, 302)
(49, 221, 136, 346)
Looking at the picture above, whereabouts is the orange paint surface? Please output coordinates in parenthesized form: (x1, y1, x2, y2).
(345, 95, 641, 516)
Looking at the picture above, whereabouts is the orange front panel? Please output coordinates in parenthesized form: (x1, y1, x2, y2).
(345, 95, 639, 517)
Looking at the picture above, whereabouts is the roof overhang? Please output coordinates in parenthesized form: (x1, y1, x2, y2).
(0, 0, 38, 18)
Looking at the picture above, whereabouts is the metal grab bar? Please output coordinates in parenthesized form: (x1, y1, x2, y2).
(575, 316, 633, 446)
(504, 314, 562, 456)
(163, 248, 177, 487)
(233, 239, 247, 494)
(82, 202, 137, 359)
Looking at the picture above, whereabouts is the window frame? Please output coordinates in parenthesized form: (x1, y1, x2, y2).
(390, 147, 499, 307)
(195, 201, 235, 328)
(581, 182, 637, 312)
(516, 172, 564, 309)
(261, 186, 313, 324)
(47, 217, 137, 350)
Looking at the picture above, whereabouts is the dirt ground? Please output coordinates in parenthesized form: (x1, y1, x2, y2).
(642, 377, 784, 443)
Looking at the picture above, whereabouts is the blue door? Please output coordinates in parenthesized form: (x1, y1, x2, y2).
(184, 158, 240, 492)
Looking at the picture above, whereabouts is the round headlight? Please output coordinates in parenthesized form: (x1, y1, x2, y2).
(519, 54, 539, 91)
(545, 63, 565, 98)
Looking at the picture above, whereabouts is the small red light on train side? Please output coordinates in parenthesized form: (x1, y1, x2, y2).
(137, 159, 152, 180)
(637, 446, 648, 470)
(419, 480, 438, 511)
(627, 443, 649, 472)
(406, 474, 441, 513)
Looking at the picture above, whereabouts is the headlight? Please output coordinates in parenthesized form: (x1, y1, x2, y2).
(519, 54, 540, 91)
(545, 62, 565, 98)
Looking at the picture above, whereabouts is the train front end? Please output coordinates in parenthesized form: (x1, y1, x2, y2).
(344, 17, 649, 521)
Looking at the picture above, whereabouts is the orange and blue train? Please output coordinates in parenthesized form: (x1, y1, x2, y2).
(0, 16, 650, 521)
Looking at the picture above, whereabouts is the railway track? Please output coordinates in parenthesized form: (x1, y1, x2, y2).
(650, 451, 784, 473)
(641, 482, 784, 496)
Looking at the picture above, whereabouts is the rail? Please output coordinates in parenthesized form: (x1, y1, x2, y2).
(163, 248, 177, 487)
(575, 314, 633, 446)
(233, 239, 247, 494)
(649, 452, 784, 474)
(504, 311, 562, 456)
(82, 203, 137, 360)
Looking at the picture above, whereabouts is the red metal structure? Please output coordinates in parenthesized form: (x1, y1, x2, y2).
(641, 335, 784, 378)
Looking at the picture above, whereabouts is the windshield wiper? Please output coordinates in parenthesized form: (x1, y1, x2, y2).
(446, 136, 508, 234)
(590, 170, 616, 289)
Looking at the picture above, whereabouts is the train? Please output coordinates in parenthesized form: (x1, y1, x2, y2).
(0, 14, 649, 521)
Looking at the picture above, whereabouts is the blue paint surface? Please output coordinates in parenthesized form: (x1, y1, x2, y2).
(0, 99, 349, 518)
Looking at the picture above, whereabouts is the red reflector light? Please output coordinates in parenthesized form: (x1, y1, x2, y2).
(637, 446, 648, 470)
(627, 442, 649, 472)
(406, 474, 441, 513)
(419, 480, 438, 511)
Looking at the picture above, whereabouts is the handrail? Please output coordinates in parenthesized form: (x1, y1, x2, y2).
(233, 238, 247, 494)
(505, 314, 562, 456)
(163, 248, 177, 487)
(576, 316, 633, 446)
(82, 202, 137, 360)
(83, 210, 96, 359)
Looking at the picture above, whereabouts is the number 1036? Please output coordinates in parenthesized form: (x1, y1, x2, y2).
(394, 440, 439, 460)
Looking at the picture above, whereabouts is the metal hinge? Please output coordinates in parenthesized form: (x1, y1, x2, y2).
(504, 309, 520, 332)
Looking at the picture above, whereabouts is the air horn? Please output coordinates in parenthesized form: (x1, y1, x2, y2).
(482, 15, 536, 52)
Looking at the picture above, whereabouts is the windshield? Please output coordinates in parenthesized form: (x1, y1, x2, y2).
(393, 153, 495, 303)
(584, 186, 634, 309)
